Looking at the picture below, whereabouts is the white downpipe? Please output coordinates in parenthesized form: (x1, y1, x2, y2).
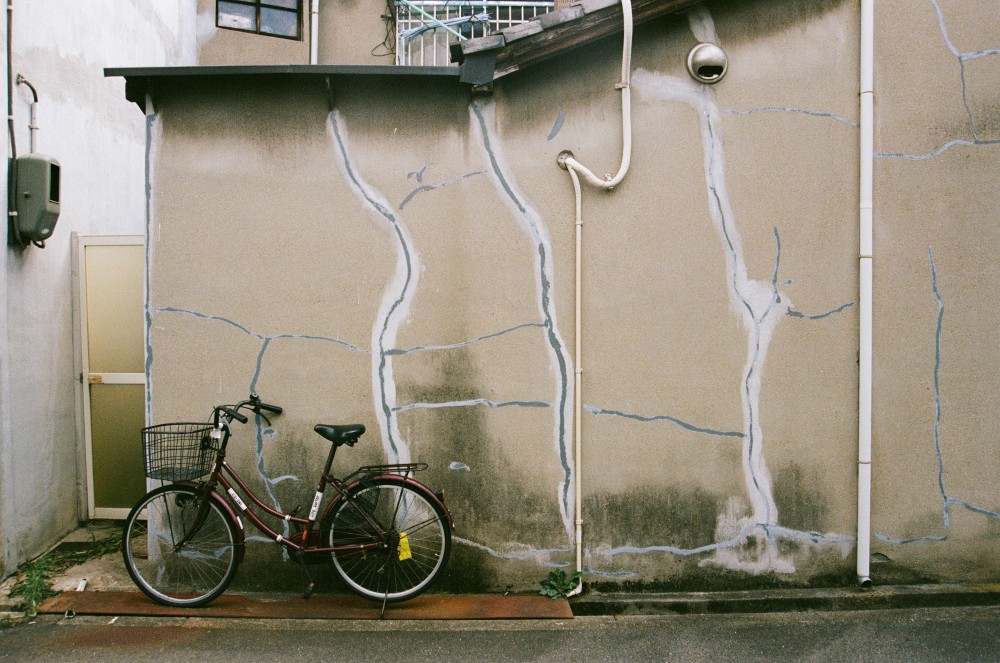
(560, 0, 633, 190)
(310, 0, 320, 64)
(570, 165, 584, 586)
(857, 0, 875, 588)
(559, 0, 634, 598)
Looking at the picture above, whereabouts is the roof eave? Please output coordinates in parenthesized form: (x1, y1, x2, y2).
(104, 64, 464, 108)
(453, 0, 706, 85)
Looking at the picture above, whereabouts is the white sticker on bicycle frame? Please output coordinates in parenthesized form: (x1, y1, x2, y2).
(227, 487, 248, 511)
(308, 491, 323, 521)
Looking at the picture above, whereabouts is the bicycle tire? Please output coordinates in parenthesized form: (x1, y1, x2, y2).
(122, 485, 240, 607)
(328, 477, 451, 602)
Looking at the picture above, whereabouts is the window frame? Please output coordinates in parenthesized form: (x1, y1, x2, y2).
(216, 0, 303, 41)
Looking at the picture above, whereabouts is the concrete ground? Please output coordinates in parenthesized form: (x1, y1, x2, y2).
(5, 606, 1000, 662)
(5, 526, 1000, 662)
(4, 523, 1000, 622)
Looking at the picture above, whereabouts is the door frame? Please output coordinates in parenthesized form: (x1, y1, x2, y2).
(72, 233, 145, 520)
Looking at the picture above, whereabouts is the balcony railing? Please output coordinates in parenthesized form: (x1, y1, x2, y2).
(395, 0, 554, 66)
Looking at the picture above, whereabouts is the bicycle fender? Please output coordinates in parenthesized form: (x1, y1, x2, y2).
(322, 474, 455, 530)
(176, 481, 247, 564)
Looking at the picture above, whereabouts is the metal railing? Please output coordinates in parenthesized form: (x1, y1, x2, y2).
(395, 0, 554, 66)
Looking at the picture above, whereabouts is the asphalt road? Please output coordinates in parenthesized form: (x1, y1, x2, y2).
(3, 606, 1000, 662)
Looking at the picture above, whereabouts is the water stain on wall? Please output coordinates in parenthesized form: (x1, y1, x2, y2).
(772, 464, 828, 533)
(585, 487, 720, 552)
(399, 352, 566, 554)
(708, 0, 849, 42)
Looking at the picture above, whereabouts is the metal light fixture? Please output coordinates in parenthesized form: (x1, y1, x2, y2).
(686, 42, 728, 84)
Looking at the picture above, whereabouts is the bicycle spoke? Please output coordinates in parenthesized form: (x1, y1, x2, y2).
(123, 486, 239, 607)
(329, 479, 450, 602)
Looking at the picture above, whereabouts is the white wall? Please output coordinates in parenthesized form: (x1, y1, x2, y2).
(0, 0, 196, 579)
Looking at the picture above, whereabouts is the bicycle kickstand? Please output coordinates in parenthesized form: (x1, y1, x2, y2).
(294, 551, 315, 600)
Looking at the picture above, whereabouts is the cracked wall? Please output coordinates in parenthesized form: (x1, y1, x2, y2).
(145, 0, 1000, 590)
(870, 0, 1000, 582)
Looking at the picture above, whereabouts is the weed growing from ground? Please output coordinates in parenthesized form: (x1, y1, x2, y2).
(3, 531, 121, 624)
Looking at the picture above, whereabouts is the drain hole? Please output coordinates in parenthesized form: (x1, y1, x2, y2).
(697, 65, 724, 80)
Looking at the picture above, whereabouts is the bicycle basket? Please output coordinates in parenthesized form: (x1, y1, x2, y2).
(142, 422, 219, 481)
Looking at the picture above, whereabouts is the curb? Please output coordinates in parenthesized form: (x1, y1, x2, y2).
(569, 584, 1000, 616)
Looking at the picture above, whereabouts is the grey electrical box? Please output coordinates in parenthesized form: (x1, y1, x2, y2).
(15, 153, 61, 242)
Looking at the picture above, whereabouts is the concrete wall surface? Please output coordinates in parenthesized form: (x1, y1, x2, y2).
(0, 1, 195, 580)
(140, 0, 997, 592)
(195, 0, 390, 66)
(870, 0, 1000, 581)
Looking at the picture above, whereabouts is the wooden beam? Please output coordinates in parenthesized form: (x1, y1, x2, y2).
(493, 0, 704, 80)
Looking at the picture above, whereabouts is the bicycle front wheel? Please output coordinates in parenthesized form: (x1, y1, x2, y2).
(122, 485, 239, 607)
(328, 478, 451, 602)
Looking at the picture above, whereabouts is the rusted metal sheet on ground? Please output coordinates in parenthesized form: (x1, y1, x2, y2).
(38, 591, 573, 620)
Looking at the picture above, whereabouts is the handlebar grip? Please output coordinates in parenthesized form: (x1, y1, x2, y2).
(258, 402, 283, 415)
(223, 407, 249, 424)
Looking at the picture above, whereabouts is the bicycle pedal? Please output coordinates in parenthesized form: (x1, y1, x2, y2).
(303, 582, 314, 600)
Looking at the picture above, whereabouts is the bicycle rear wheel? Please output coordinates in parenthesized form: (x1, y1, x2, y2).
(122, 485, 239, 607)
(328, 478, 451, 602)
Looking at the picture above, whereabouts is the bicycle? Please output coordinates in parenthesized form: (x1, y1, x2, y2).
(121, 393, 453, 609)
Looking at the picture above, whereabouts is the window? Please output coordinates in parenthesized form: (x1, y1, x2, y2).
(217, 1, 302, 39)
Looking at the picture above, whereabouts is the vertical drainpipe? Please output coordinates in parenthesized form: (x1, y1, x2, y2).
(557, 0, 634, 597)
(310, 0, 320, 64)
(857, 0, 875, 589)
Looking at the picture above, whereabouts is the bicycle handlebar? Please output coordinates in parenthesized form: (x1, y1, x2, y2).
(220, 406, 248, 424)
(215, 394, 282, 426)
(257, 401, 283, 415)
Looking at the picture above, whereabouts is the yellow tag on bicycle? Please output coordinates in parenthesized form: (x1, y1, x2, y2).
(397, 532, 412, 561)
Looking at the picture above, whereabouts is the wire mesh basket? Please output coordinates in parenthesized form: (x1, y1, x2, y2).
(142, 422, 219, 481)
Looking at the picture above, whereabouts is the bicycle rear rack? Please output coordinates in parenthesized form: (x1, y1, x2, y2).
(340, 462, 429, 484)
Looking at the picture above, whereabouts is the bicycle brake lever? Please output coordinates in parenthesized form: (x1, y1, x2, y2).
(253, 408, 272, 427)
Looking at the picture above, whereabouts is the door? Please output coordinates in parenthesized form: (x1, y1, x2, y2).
(75, 235, 145, 519)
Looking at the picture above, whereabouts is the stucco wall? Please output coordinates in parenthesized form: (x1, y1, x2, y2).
(195, 0, 391, 66)
(143, 0, 1000, 591)
(870, 0, 1000, 581)
(0, 1, 195, 579)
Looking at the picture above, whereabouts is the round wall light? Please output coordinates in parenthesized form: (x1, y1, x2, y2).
(686, 42, 728, 84)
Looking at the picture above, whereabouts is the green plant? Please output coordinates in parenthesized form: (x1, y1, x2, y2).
(538, 569, 581, 599)
(7, 531, 121, 619)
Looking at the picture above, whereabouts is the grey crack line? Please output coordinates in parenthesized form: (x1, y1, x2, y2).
(877, 138, 1000, 161)
(932, 0, 994, 141)
(386, 322, 546, 355)
(931, 0, 999, 62)
(454, 536, 571, 561)
(876, 248, 1000, 546)
(547, 110, 566, 142)
(471, 98, 575, 539)
(624, 70, 861, 571)
(329, 111, 417, 464)
(878, 0, 1000, 158)
(399, 170, 485, 210)
(150, 306, 368, 352)
(726, 106, 858, 128)
(601, 523, 851, 558)
(394, 399, 549, 413)
(584, 405, 744, 438)
(249, 338, 292, 546)
(634, 69, 784, 545)
(149, 307, 365, 546)
(787, 302, 855, 320)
